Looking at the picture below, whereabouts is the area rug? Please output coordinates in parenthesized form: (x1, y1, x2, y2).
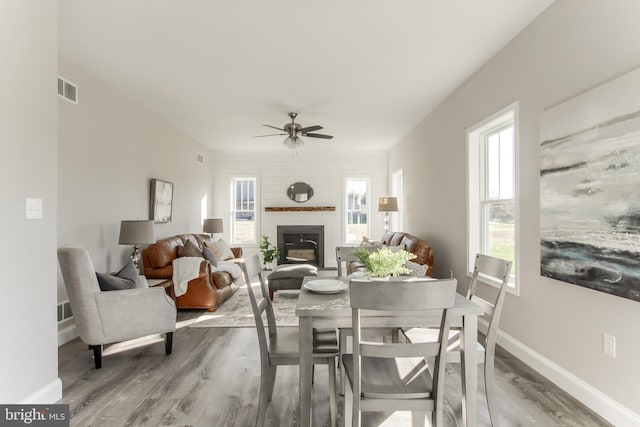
(189, 284, 299, 328)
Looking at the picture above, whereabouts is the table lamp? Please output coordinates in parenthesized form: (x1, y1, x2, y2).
(118, 220, 155, 273)
(378, 197, 398, 232)
(203, 218, 223, 237)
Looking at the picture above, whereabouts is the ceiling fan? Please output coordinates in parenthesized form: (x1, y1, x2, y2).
(254, 112, 333, 149)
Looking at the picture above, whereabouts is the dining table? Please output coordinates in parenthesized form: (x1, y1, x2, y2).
(296, 275, 484, 427)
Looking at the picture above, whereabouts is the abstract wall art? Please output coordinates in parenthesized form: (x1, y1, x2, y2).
(150, 178, 173, 223)
(540, 68, 640, 302)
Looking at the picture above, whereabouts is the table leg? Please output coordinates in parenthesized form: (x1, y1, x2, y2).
(299, 316, 313, 427)
(460, 313, 478, 427)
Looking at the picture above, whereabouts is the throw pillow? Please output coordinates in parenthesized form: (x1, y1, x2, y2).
(96, 260, 139, 291)
(202, 246, 218, 267)
(406, 260, 428, 277)
(178, 239, 204, 258)
(388, 244, 407, 252)
(205, 239, 235, 261)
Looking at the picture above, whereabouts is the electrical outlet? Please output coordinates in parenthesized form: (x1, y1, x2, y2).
(603, 333, 616, 358)
(26, 198, 43, 219)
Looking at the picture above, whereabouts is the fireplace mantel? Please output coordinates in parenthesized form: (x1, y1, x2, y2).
(265, 206, 335, 212)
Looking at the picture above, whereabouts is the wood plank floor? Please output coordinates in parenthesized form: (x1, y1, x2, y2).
(58, 311, 612, 426)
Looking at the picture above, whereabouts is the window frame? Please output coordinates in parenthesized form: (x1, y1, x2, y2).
(343, 176, 371, 244)
(230, 176, 259, 245)
(467, 102, 519, 294)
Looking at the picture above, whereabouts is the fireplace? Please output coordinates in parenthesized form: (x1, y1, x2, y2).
(277, 225, 324, 268)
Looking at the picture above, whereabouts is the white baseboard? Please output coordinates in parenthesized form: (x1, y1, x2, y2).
(21, 379, 62, 404)
(495, 325, 640, 427)
(58, 322, 78, 346)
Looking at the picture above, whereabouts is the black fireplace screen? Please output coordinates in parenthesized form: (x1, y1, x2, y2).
(277, 225, 324, 268)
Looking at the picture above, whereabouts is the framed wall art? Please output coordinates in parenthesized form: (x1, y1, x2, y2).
(150, 178, 173, 223)
(540, 68, 640, 302)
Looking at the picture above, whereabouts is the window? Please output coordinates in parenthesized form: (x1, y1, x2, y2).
(344, 177, 370, 243)
(231, 177, 257, 244)
(467, 103, 518, 291)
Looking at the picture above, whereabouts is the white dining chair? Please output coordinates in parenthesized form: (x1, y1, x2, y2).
(342, 278, 458, 426)
(240, 254, 338, 427)
(403, 254, 512, 427)
(335, 245, 398, 395)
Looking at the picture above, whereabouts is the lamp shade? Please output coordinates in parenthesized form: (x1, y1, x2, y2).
(378, 197, 398, 212)
(203, 218, 223, 234)
(118, 220, 155, 245)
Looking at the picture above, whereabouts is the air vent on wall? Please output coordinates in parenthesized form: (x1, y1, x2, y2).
(57, 301, 73, 323)
(57, 76, 78, 104)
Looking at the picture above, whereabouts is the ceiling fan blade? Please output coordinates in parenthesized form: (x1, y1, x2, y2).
(263, 124, 285, 132)
(298, 125, 323, 133)
(303, 133, 333, 139)
(253, 133, 287, 138)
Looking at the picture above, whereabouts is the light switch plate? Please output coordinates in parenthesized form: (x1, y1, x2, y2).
(26, 198, 43, 219)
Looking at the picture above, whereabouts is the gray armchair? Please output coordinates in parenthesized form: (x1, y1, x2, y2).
(58, 246, 177, 369)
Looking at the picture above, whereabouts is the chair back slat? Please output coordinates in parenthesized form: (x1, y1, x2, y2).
(350, 278, 457, 311)
(360, 341, 440, 358)
(470, 295, 495, 316)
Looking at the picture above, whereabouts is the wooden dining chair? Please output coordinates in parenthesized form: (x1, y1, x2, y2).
(342, 278, 458, 427)
(335, 245, 359, 276)
(240, 254, 338, 427)
(335, 245, 398, 395)
(403, 254, 512, 427)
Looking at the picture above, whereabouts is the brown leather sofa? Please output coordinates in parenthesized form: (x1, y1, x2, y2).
(348, 231, 435, 276)
(141, 233, 242, 311)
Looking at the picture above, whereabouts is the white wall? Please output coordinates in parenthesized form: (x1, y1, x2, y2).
(211, 150, 388, 268)
(58, 56, 215, 336)
(389, 0, 640, 422)
(0, 1, 60, 403)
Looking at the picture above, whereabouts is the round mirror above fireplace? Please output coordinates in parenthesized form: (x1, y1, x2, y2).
(287, 182, 314, 203)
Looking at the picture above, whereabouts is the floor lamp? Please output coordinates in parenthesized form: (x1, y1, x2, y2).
(378, 197, 398, 232)
(119, 220, 155, 273)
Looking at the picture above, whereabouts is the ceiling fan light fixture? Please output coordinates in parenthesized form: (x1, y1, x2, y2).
(283, 136, 303, 149)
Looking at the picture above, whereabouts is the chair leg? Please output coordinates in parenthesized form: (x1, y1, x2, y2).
(165, 332, 174, 355)
(266, 365, 277, 402)
(327, 358, 337, 427)
(391, 328, 400, 343)
(269, 290, 274, 300)
(344, 373, 354, 427)
(484, 352, 501, 427)
(411, 411, 426, 427)
(256, 364, 272, 427)
(339, 330, 348, 395)
(90, 345, 102, 369)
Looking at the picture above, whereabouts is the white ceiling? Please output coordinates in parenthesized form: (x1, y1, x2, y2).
(58, 1, 553, 152)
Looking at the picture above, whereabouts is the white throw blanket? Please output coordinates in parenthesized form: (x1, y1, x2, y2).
(172, 257, 204, 297)
(214, 261, 245, 284)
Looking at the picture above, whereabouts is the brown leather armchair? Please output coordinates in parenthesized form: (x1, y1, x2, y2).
(141, 234, 242, 311)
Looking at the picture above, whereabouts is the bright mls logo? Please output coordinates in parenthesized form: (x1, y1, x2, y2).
(0, 405, 68, 426)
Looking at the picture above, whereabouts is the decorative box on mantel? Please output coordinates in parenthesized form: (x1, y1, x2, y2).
(264, 206, 335, 212)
